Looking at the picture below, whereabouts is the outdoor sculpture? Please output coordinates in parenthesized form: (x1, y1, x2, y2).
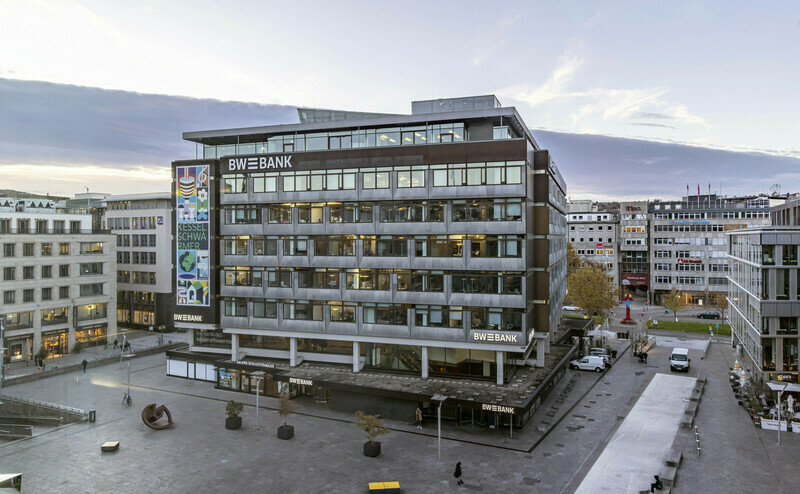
(141, 404, 174, 430)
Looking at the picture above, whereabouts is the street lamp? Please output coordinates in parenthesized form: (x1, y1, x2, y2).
(252, 371, 266, 431)
(431, 394, 447, 463)
(122, 353, 135, 406)
(767, 381, 789, 445)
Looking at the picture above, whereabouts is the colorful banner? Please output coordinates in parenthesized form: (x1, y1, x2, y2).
(176, 165, 210, 306)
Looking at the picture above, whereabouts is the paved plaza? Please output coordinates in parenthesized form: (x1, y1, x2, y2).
(2, 327, 800, 493)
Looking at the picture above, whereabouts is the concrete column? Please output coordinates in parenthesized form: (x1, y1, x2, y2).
(289, 337, 298, 367)
(352, 341, 360, 373)
(496, 351, 504, 385)
(421, 346, 429, 379)
(536, 339, 546, 367)
(231, 333, 239, 360)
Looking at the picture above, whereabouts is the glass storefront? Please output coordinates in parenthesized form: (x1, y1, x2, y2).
(3, 333, 33, 364)
(214, 360, 330, 404)
(42, 329, 68, 358)
(75, 324, 108, 347)
(193, 329, 232, 349)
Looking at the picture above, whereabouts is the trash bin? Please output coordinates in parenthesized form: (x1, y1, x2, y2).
(88, 410, 96, 423)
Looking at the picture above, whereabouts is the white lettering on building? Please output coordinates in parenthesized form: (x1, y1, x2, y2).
(472, 332, 518, 343)
(174, 314, 203, 322)
(481, 404, 515, 414)
(289, 377, 313, 386)
(227, 155, 293, 172)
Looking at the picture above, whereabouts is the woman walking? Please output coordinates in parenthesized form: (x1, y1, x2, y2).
(453, 461, 463, 485)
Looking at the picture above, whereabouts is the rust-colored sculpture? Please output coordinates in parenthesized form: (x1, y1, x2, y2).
(141, 403, 174, 430)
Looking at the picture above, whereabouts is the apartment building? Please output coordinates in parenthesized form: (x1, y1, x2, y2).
(567, 205, 619, 288)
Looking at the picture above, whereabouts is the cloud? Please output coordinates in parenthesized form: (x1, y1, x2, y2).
(630, 123, 677, 129)
(498, 48, 708, 128)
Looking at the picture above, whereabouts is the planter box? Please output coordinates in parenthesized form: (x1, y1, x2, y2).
(760, 419, 788, 431)
(225, 416, 242, 430)
(363, 441, 381, 457)
(278, 425, 294, 440)
(791, 421, 800, 433)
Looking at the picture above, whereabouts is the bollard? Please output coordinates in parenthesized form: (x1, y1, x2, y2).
(88, 410, 96, 422)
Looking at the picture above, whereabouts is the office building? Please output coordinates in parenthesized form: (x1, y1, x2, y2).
(619, 201, 650, 296)
(567, 204, 619, 288)
(0, 199, 117, 363)
(168, 95, 569, 428)
(105, 193, 174, 330)
(649, 195, 771, 307)
(728, 197, 800, 383)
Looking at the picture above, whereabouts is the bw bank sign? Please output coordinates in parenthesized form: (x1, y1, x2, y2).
(469, 330, 520, 344)
(223, 155, 293, 174)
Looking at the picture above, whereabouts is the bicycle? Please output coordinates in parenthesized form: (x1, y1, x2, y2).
(122, 392, 132, 406)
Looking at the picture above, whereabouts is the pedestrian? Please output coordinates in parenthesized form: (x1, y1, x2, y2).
(81, 359, 88, 373)
(104, 340, 108, 350)
(41, 358, 46, 371)
(650, 474, 663, 492)
(113, 338, 118, 349)
(453, 461, 463, 486)
(415, 407, 423, 429)
(665, 308, 669, 315)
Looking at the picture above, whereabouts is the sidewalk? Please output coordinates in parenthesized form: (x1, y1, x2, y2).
(2, 328, 191, 379)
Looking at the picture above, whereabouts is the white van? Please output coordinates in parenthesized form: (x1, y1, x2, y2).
(669, 348, 691, 372)
(570, 355, 606, 373)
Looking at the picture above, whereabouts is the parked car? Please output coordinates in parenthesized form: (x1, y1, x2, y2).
(589, 348, 608, 356)
(562, 305, 581, 312)
(669, 347, 691, 372)
(570, 356, 606, 372)
(697, 311, 720, 319)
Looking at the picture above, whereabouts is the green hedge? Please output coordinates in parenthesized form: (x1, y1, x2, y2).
(563, 314, 605, 324)
(645, 319, 731, 335)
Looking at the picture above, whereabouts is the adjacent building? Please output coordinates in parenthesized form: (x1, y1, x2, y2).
(728, 197, 800, 383)
(567, 204, 619, 288)
(619, 201, 650, 296)
(650, 195, 771, 307)
(105, 193, 174, 331)
(169, 95, 569, 428)
(0, 199, 117, 364)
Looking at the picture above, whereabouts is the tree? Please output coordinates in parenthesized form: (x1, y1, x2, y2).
(662, 289, 683, 322)
(566, 263, 618, 318)
(566, 242, 583, 276)
(712, 296, 728, 321)
(355, 410, 390, 445)
(278, 393, 294, 428)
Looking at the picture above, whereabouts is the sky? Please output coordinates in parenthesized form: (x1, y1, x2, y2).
(0, 0, 798, 199)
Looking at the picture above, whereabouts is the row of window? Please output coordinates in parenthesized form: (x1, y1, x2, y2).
(651, 210, 769, 219)
(117, 271, 157, 285)
(575, 249, 615, 256)
(222, 268, 523, 295)
(570, 225, 614, 231)
(107, 216, 160, 230)
(653, 251, 727, 259)
(2, 241, 103, 257)
(653, 276, 729, 285)
(654, 263, 729, 272)
(653, 224, 748, 232)
(0, 218, 84, 234)
(116, 234, 158, 247)
(205, 122, 479, 159)
(222, 235, 522, 258)
(571, 238, 614, 244)
(2, 284, 105, 305)
(222, 298, 523, 331)
(2, 263, 104, 281)
(116, 251, 157, 265)
(222, 161, 525, 194)
(223, 199, 523, 225)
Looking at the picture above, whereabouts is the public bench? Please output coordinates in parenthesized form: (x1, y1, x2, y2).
(368, 481, 400, 493)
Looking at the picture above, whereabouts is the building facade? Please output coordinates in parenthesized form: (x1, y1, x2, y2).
(619, 201, 649, 296)
(0, 201, 116, 364)
(567, 207, 619, 288)
(650, 195, 771, 307)
(105, 193, 174, 330)
(169, 96, 568, 428)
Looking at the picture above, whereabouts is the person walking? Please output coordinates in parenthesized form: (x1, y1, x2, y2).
(81, 359, 88, 373)
(41, 358, 46, 371)
(650, 474, 663, 492)
(113, 338, 118, 350)
(453, 461, 463, 486)
(415, 407, 423, 429)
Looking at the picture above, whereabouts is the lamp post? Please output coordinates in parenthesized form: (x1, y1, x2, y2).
(122, 353, 135, 406)
(431, 394, 447, 463)
(252, 371, 265, 431)
(767, 381, 789, 446)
